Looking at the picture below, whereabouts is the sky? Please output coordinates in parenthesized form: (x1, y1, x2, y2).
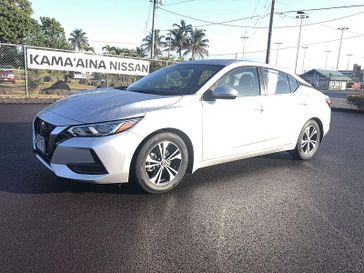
(30, 0, 364, 73)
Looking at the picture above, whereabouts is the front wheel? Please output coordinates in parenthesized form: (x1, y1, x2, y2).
(133, 132, 188, 193)
(290, 120, 321, 160)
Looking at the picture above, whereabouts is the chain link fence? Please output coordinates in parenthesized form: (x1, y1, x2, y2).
(0, 43, 174, 99)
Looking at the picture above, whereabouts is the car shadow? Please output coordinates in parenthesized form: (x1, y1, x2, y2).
(0, 149, 308, 196)
(0, 121, 311, 196)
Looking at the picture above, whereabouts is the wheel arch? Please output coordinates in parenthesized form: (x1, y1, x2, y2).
(129, 128, 195, 181)
(311, 117, 324, 142)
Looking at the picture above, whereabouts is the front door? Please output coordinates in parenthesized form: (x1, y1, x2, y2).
(202, 66, 266, 160)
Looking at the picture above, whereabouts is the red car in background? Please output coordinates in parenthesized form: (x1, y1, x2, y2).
(0, 70, 16, 84)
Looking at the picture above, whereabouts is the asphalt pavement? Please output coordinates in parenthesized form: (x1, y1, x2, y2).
(0, 104, 363, 273)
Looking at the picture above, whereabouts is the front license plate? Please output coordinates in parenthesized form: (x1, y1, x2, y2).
(36, 134, 46, 154)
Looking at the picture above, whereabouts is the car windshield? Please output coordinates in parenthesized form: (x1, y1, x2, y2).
(126, 64, 223, 95)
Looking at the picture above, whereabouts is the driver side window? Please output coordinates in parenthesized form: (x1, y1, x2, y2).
(212, 67, 260, 97)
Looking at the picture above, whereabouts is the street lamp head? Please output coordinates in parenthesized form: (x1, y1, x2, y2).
(337, 27, 349, 31)
(296, 14, 309, 19)
(296, 11, 309, 19)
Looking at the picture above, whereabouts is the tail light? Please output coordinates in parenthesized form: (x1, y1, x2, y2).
(325, 97, 332, 108)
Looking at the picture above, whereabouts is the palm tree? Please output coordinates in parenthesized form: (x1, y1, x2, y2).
(166, 20, 192, 59)
(84, 45, 95, 54)
(102, 44, 116, 55)
(135, 47, 146, 58)
(68, 29, 89, 51)
(141, 30, 166, 57)
(184, 28, 209, 60)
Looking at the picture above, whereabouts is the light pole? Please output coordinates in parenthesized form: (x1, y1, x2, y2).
(150, 0, 157, 59)
(294, 11, 309, 74)
(336, 27, 349, 70)
(346, 54, 353, 71)
(150, 0, 163, 59)
(241, 34, 249, 59)
(301, 46, 309, 73)
(275, 42, 282, 66)
(324, 50, 331, 69)
(265, 0, 276, 64)
(167, 29, 172, 58)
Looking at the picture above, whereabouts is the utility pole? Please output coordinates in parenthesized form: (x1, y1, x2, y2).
(167, 29, 171, 58)
(346, 54, 352, 71)
(324, 50, 331, 69)
(150, 0, 158, 59)
(301, 46, 309, 73)
(265, 0, 276, 64)
(336, 27, 349, 70)
(241, 34, 249, 59)
(274, 42, 282, 66)
(294, 11, 309, 74)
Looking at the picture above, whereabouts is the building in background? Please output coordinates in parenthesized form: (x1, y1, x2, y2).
(300, 69, 351, 90)
(339, 64, 363, 83)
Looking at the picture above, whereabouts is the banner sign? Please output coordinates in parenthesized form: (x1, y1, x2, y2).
(26, 48, 150, 76)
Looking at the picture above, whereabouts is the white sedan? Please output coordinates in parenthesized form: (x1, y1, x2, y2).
(33, 60, 331, 193)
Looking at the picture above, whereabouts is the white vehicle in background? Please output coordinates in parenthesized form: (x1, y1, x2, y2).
(72, 71, 87, 79)
(33, 60, 331, 193)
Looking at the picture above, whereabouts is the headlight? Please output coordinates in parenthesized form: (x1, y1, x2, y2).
(67, 117, 142, 137)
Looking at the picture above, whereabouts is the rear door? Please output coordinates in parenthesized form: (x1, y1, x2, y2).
(260, 68, 306, 149)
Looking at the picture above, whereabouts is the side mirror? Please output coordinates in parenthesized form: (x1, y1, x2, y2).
(213, 85, 238, 99)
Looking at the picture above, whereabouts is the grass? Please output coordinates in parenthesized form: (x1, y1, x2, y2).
(0, 79, 97, 96)
(347, 94, 364, 110)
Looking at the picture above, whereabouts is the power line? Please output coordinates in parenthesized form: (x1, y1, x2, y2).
(278, 3, 364, 14)
(196, 11, 364, 29)
(158, 6, 271, 27)
(246, 2, 272, 52)
(209, 33, 364, 57)
(165, 0, 196, 6)
(158, 5, 364, 29)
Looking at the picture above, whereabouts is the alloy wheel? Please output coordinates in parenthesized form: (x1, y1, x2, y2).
(145, 141, 182, 185)
(301, 125, 319, 155)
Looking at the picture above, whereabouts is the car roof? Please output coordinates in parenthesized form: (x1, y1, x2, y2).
(181, 59, 242, 66)
(179, 59, 283, 70)
(177, 59, 308, 85)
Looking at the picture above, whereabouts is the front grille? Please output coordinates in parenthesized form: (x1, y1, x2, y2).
(34, 117, 56, 160)
(34, 117, 56, 138)
(34, 118, 72, 163)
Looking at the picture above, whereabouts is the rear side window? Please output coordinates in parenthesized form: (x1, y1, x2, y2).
(288, 76, 299, 92)
(262, 68, 291, 95)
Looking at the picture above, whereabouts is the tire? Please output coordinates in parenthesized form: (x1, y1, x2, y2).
(290, 120, 321, 160)
(133, 132, 188, 193)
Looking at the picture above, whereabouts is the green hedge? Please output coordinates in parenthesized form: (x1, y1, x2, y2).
(347, 94, 364, 110)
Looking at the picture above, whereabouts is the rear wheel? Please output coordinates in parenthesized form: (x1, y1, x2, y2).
(133, 132, 188, 193)
(290, 120, 321, 160)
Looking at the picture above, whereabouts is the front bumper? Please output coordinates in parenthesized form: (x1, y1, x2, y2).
(33, 117, 142, 184)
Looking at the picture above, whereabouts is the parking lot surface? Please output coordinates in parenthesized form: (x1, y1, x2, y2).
(0, 104, 363, 273)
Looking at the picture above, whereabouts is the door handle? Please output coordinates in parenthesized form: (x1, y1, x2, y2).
(254, 105, 264, 112)
(299, 101, 307, 106)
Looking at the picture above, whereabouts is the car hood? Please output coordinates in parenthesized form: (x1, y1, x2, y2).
(39, 88, 182, 125)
